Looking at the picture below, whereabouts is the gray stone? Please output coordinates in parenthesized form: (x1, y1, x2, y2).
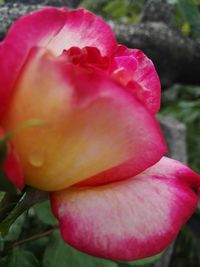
(0, 3, 44, 40)
(5, 0, 81, 7)
(0, 1, 81, 41)
(140, 0, 174, 25)
(148, 117, 187, 267)
(109, 20, 200, 88)
(160, 116, 187, 163)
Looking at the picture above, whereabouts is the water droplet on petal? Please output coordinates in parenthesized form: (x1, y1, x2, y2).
(29, 151, 45, 167)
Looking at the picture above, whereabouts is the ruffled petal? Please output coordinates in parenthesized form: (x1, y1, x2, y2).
(51, 157, 200, 261)
(2, 48, 166, 191)
(46, 8, 117, 56)
(111, 45, 161, 114)
(0, 7, 117, 118)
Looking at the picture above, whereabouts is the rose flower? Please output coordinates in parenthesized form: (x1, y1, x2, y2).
(0, 7, 199, 261)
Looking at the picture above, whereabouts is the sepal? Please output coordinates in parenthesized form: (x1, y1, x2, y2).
(0, 134, 18, 193)
(0, 170, 19, 194)
(0, 137, 7, 166)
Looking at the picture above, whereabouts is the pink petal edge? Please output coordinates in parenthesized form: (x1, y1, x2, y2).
(51, 157, 200, 261)
(111, 45, 161, 114)
(0, 7, 117, 118)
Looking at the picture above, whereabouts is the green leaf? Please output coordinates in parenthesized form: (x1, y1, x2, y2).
(126, 252, 164, 266)
(43, 231, 117, 267)
(103, 0, 128, 19)
(0, 138, 7, 165)
(178, 0, 200, 24)
(178, 0, 200, 38)
(4, 215, 25, 241)
(5, 248, 40, 267)
(34, 201, 57, 225)
(0, 171, 19, 194)
(0, 257, 7, 267)
(0, 138, 19, 193)
(181, 22, 191, 35)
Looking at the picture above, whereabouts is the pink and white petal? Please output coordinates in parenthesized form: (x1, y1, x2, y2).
(0, 7, 117, 118)
(51, 157, 200, 261)
(2, 48, 166, 191)
(0, 7, 67, 117)
(77, 146, 166, 187)
(112, 45, 161, 114)
(47, 8, 117, 56)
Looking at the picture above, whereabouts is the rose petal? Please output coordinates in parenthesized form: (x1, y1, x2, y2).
(111, 45, 161, 114)
(0, 7, 117, 118)
(51, 157, 200, 261)
(2, 48, 166, 191)
(46, 8, 117, 56)
(0, 7, 65, 118)
(77, 156, 164, 187)
(64, 46, 110, 70)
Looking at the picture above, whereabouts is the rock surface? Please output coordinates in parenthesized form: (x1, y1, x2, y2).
(0, 1, 81, 40)
(0, 3, 43, 40)
(160, 116, 187, 163)
(5, 0, 80, 7)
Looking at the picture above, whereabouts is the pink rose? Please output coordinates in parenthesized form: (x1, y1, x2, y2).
(0, 7, 199, 261)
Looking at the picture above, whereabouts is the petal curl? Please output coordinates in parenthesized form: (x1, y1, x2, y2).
(111, 45, 161, 114)
(0, 7, 117, 117)
(2, 48, 166, 191)
(51, 157, 200, 261)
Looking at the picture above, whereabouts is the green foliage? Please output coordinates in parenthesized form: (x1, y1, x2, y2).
(166, 0, 200, 39)
(126, 252, 163, 266)
(0, 201, 126, 267)
(170, 226, 198, 267)
(80, 0, 144, 23)
(4, 215, 25, 241)
(0, 138, 7, 166)
(5, 248, 40, 267)
(160, 85, 200, 172)
(0, 171, 19, 194)
(177, 0, 200, 39)
(80, 0, 200, 38)
(43, 231, 117, 267)
(34, 201, 57, 225)
(0, 137, 19, 193)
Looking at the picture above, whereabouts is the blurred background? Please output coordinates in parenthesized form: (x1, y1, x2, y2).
(0, 0, 200, 266)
